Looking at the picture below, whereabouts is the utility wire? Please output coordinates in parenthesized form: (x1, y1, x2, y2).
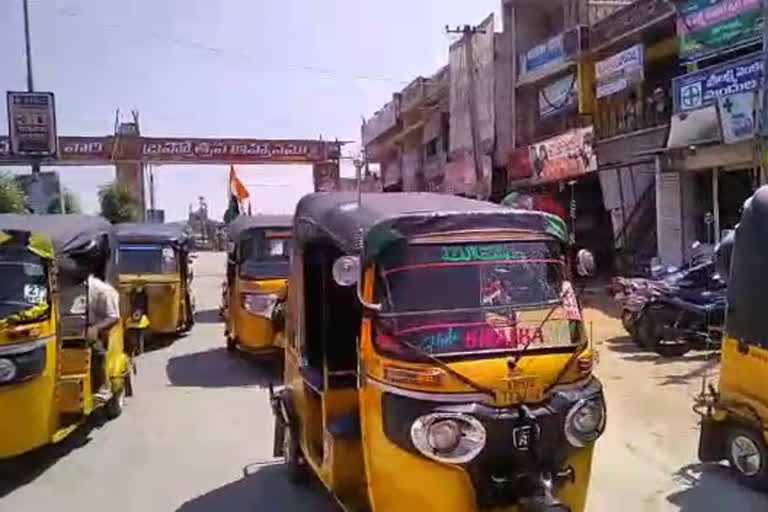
(44, 5, 411, 85)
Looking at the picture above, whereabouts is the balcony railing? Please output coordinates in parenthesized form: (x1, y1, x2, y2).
(596, 86, 670, 140)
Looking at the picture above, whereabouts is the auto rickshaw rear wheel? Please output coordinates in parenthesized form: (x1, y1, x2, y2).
(726, 425, 768, 491)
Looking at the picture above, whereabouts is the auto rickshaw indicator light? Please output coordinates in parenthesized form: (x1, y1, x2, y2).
(383, 364, 445, 387)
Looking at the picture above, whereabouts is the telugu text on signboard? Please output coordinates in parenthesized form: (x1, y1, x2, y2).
(7, 91, 57, 157)
(677, 0, 763, 61)
(596, 44, 644, 99)
(672, 51, 763, 113)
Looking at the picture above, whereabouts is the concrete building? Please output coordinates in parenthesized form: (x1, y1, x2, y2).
(362, 66, 450, 193)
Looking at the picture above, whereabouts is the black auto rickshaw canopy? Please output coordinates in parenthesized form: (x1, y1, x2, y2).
(293, 192, 568, 261)
(116, 222, 190, 247)
(0, 214, 118, 282)
(227, 215, 293, 246)
(725, 185, 768, 348)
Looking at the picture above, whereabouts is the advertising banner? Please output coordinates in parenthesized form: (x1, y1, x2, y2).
(677, 0, 763, 61)
(672, 51, 762, 113)
(7, 91, 57, 157)
(529, 127, 597, 184)
(596, 44, 644, 98)
(718, 90, 758, 143)
(538, 73, 577, 118)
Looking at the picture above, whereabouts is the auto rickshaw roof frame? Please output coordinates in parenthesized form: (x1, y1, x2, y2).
(292, 192, 568, 263)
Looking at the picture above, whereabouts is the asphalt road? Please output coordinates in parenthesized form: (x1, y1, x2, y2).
(0, 251, 766, 511)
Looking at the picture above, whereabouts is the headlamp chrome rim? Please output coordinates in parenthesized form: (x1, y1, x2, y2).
(564, 396, 606, 448)
(410, 412, 486, 464)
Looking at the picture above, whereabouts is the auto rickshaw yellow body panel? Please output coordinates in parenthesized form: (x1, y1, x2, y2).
(118, 275, 182, 335)
(229, 277, 288, 352)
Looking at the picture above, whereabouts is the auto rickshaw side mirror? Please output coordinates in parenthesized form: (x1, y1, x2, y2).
(332, 255, 382, 312)
(576, 249, 596, 277)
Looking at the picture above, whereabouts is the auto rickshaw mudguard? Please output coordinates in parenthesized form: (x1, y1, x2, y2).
(270, 386, 298, 457)
(698, 415, 726, 462)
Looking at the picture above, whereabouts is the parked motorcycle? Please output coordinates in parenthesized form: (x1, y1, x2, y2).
(611, 258, 726, 357)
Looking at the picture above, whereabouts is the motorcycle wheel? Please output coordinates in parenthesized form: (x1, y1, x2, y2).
(655, 340, 691, 358)
(634, 312, 657, 349)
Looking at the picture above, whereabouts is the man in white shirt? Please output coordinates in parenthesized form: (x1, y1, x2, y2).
(86, 274, 121, 404)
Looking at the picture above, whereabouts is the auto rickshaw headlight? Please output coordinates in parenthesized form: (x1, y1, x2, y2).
(0, 358, 18, 383)
(410, 412, 486, 464)
(242, 293, 278, 317)
(564, 397, 606, 448)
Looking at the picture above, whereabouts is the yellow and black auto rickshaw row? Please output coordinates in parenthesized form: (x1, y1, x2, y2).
(0, 214, 135, 458)
(0, 216, 195, 460)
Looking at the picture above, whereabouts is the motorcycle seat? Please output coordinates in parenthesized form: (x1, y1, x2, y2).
(666, 296, 724, 316)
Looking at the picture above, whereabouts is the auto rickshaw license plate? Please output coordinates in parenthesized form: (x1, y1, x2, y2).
(504, 376, 541, 402)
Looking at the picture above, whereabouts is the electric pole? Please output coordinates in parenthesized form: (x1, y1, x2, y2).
(447, 25, 486, 199)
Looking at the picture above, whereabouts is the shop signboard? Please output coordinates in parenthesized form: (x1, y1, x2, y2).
(672, 51, 762, 113)
(519, 34, 565, 78)
(718, 90, 758, 143)
(538, 73, 577, 118)
(507, 146, 535, 181)
(677, 0, 763, 62)
(529, 126, 597, 184)
(596, 44, 645, 99)
(7, 91, 57, 157)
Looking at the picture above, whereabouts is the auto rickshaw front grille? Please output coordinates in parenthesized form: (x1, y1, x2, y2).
(380, 391, 572, 509)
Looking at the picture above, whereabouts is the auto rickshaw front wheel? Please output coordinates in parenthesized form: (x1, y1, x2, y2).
(726, 426, 768, 491)
(104, 384, 126, 420)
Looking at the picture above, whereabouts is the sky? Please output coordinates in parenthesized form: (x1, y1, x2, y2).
(0, 0, 501, 220)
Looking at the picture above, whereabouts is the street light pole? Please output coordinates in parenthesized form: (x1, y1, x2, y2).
(23, 0, 34, 92)
(22, 0, 41, 177)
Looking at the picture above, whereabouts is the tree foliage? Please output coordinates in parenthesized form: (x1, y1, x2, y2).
(0, 171, 27, 213)
(99, 182, 140, 224)
(47, 187, 83, 214)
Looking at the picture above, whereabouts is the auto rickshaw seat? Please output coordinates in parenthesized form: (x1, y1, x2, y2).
(327, 411, 361, 440)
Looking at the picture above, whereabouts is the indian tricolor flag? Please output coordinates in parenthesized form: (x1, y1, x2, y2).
(224, 165, 251, 222)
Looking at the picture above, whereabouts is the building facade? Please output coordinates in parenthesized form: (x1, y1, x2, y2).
(362, 0, 765, 273)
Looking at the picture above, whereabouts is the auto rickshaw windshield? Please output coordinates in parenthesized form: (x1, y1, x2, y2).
(374, 239, 581, 358)
(0, 247, 48, 319)
(238, 231, 291, 280)
(119, 244, 178, 275)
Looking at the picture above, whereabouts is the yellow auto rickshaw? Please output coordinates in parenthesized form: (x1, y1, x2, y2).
(223, 215, 292, 355)
(116, 223, 195, 343)
(697, 186, 768, 490)
(270, 193, 605, 511)
(0, 215, 134, 459)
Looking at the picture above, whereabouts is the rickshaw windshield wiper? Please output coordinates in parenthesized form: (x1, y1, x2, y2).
(377, 323, 496, 399)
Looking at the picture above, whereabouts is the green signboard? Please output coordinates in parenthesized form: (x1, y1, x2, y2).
(677, 0, 764, 61)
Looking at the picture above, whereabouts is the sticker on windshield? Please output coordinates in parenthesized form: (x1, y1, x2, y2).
(69, 294, 87, 314)
(23, 263, 44, 277)
(269, 240, 285, 256)
(162, 247, 175, 261)
(24, 284, 47, 304)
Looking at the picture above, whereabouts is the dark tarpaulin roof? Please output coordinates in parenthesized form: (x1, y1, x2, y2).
(227, 215, 293, 242)
(726, 185, 768, 347)
(0, 214, 113, 255)
(116, 222, 190, 245)
(293, 192, 567, 258)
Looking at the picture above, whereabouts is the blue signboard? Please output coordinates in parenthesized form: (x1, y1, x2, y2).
(673, 52, 763, 113)
(520, 34, 566, 77)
